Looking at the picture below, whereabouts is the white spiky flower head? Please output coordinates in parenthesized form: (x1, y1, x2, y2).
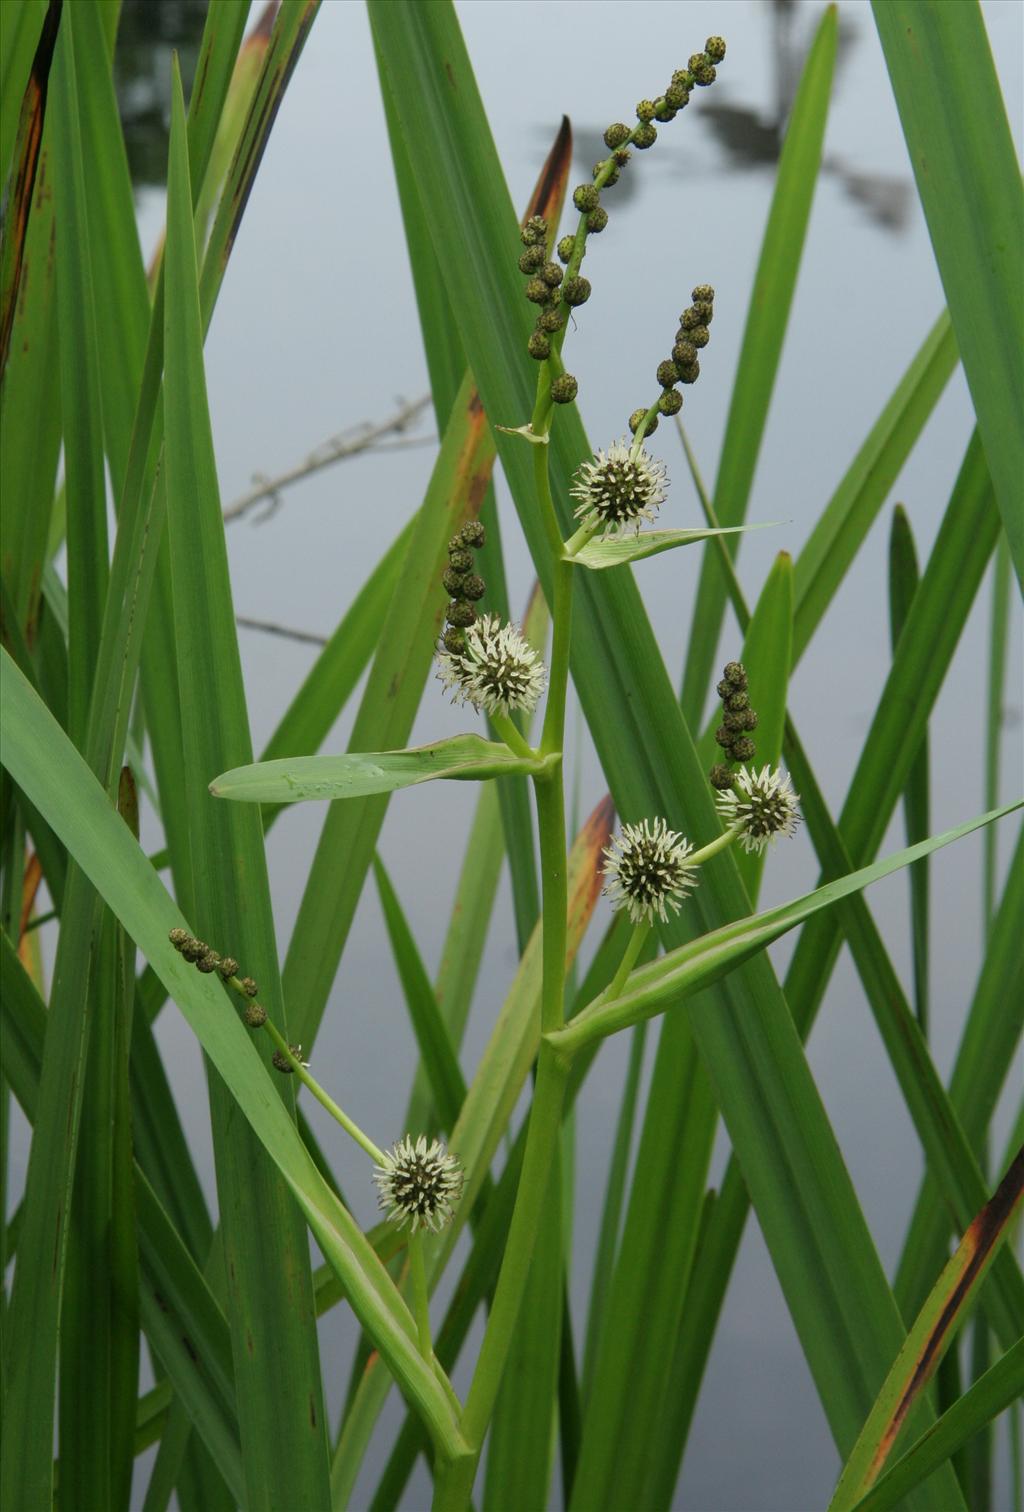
(373, 1135, 463, 1234)
(570, 438, 668, 534)
(716, 764, 801, 854)
(601, 816, 698, 925)
(436, 614, 546, 719)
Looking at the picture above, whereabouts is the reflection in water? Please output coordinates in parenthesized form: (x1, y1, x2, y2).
(563, 1, 912, 233)
(114, 0, 208, 187)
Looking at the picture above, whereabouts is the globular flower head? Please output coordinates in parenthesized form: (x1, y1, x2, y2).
(570, 438, 668, 535)
(601, 816, 697, 925)
(716, 765, 801, 854)
(436, 614, 546, 719)
(373, 1135, 463, 1234)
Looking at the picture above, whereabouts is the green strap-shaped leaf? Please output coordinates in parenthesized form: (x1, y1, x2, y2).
(873, 0, 1024, 583)
(0, 650, 467, 1466)
(212, 735, 550, 804)
(572, 523, 768, 570)
(163, 62, 332, 1507)
(680, 5, 837, 723)
(850, 1337, 1024, 1512)
(830, 1148, 1024, 1511)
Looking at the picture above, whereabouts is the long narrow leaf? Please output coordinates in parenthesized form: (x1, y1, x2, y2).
(830, 1148, 1024, 1512)
(873, 0, 1024, 581)
(680, 6, 836, 723)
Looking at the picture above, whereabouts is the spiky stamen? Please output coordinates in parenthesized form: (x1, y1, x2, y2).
(373, 1136, 464, 1234)
(570, 438, 668, 534)
(436, 613, 546, 718)
(601, 816, 698, 925)
(716, 765, 801, 854)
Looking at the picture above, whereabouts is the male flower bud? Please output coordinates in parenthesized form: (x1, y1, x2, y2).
(658, 389, 682, 416)
(528, 329, 551, 360)
(525, 277, 550, 305)
(633, 123, 658, 149)
(459, 521, 486, 549)
(557, 235, 576, 264)
(629, 408, 658, 435)
(539, 308, 565, 332)
(551, 373, 579, 404)
(447, 601, 476, 628)
(244, 1002, 268, 1028)
(573, 183, 600, 212)
(518, 245, 545, 274)
(635, 99, 657, 122)
(442, 566, 466, 596)
(656, 359, 679, 389)
(704, 36, 727, 63)
(587, 207, 609, 233)
(603, 122, 631, 149)
(562, 276, 591, 307)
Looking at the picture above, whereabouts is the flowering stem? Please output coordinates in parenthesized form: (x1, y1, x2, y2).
(689, 823, 744, 868)
(563, 516, 601, 558)
(456, 1041, 570, 1459)
(489, 712, 536, 761)
(257, 1013, 385, 1165)
(408, 1231, 433, 1361)
(606, 919, 652, 1001)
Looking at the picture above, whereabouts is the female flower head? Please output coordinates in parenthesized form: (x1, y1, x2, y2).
(570, 438, 668, 534)
(716, 764, 801, 854)
(373, 1135, 464, 1234)
(601, 816, 697, 925)
(437, 614, 546, 719)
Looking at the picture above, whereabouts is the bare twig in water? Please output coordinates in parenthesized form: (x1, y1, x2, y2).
(223, 393, 433, 524)
(236, 615, 328, 647)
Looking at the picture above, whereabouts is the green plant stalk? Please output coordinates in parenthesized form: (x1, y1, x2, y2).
(456, 1040, 571, 1464)
(255, 1014, 384, 1165)
(441, 377, 576, 1499)
(408, 1233, 432, 1361)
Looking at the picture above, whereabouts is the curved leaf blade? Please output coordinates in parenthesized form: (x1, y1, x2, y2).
(211, 735, 545, 804)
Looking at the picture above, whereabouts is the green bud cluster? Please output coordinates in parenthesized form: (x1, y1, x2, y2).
(168, 929, 267, 1023)
(442, 520, 487, 645)
(636, 282, 717, 432)
(671, 283, 717, 386)
(516, 212, 573, 367)
(710, 660, 758, 780)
